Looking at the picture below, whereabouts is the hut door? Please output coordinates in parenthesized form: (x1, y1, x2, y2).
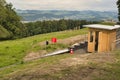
(95, 31, 99, 51)
(88, 31, 95, 52)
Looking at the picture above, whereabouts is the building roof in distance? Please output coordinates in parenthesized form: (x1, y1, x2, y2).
(84, 24, 120, 30)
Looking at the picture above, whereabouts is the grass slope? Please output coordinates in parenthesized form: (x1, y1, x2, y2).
(0, 28, 120, 80)
(1, 50, 120, 80)
(0, 28, 87, 68)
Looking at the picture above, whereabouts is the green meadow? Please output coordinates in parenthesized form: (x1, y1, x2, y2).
(0, 28, 88, 68)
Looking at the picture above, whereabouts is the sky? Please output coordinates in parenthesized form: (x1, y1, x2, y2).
(6, 0, 117, 11)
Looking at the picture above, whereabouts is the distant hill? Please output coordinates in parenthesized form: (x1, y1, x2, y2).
(16, 10, 118, 21)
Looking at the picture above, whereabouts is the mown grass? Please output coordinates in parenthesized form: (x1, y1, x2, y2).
(33, 50, 120, 80)
(0, 53, 72, 79)
(32, 43, 68, 53)
(0, 28, 88, 68)
(1, 48, 120, 80)
(20, 50, 120, 80)
(2, 49, 120, 80)
(84, 49, 120, 80)
(93, 50, 120, 80)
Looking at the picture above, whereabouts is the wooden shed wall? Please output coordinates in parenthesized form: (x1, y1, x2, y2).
(88, 28, 116, 53)
(88, 31, 95, 52)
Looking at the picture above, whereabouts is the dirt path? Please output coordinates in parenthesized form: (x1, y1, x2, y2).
(4, 53, 116, 80)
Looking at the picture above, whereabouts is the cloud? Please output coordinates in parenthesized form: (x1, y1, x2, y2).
(6, 0, 117, 11)
(95, 0, 102, 2)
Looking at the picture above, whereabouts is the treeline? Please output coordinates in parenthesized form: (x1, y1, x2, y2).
(25, 20, 98, 36)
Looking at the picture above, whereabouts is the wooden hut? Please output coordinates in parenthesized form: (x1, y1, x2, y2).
(84, 24, 120, 53)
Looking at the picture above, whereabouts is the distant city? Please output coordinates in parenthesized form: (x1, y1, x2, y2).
(16, 10, 118, 22)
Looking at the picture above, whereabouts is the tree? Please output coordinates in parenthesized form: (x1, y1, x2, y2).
(58, 19, 67, 31)
(0, 0, 27, 39)
(117, 0, 120, 21)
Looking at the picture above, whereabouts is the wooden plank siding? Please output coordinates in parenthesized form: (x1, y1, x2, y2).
(87, 28, 116, 53)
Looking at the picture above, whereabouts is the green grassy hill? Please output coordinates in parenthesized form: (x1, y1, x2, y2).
(0, 28, 87, 68)
(0, 28, 120, 80)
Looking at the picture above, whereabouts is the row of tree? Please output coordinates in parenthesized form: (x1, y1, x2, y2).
(25, 20, 98, 36)
(117, 0, 120, 22)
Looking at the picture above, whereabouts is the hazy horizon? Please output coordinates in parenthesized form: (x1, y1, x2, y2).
(16, 9, 118, 12)
(6, 0, 117, 11)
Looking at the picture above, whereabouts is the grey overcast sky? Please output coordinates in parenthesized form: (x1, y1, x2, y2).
(6, 0, 117, 11)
